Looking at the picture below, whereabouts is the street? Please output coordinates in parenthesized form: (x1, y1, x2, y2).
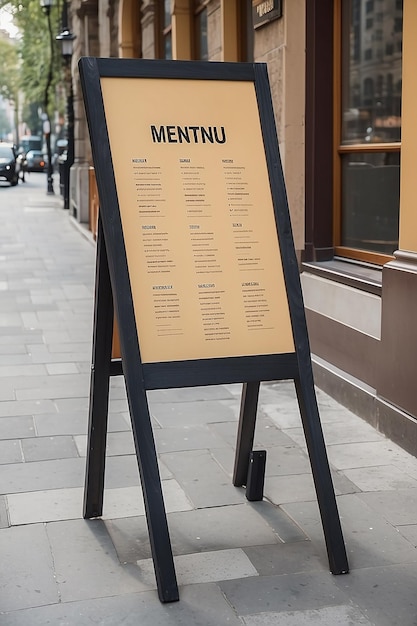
(0, 168, 58, 200)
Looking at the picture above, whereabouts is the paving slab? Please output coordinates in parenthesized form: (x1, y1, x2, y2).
(344, 464, 417, 491)
(1, 415, 37, 442)
(209, 445, 236, 476)
(7, 486, 85, 525)
(54, 397, 89, 413)
(101, 480, 192, 520)
(283, 418, 384, 450)
(219, 571, 350, 615)
(148, 385, 237, 403)
(0, 353, 34, 366)
(283, 494, 417, 569)
(16, 378, 90, 400)
(0, 398, 56, 417)
(0, 457, 85, 494)
(243, 541, 328, 576)
(333, 564, 417, 626)
(138, 548, 258, 587)
(0, 584, 242, 626)
(0, 387, 15, 401)
(0, 363, 46, 378)
(0, 344, 27, 356)
(34, 410, 128, 436)
(46, 519, 153, 602)
(149, 398, 238, 428)
(326, 440, 411, 470)
(45, 362, 79, 375)
(103, 454, 172, 488)
(1, 371, 86, 391)
(209, 416, 295, 448)
(106, 502, 283, 562)
(357, 488, 417, 526)
(0, 330, 43, 346)
(264, 444, 312, 477)
(0, 523, 58, 612)
(241, 605, 373, 625)
(21, 434, 78, 461)
(161, 448, 246, 507)
(264, 473, 317, 505)
(0, 439, 23, 464)
(154, 424, 229, 453)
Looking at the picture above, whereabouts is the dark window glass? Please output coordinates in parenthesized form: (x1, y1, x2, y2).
(338, 0, 402, 259)
(161, 0, 172, 60)
(164, 0, 171, 28)
(341, 152, 400, 254)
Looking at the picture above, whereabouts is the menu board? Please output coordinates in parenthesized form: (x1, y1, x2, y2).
(101, 77, 294, 363)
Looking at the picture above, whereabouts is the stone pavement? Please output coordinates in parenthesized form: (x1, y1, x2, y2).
(1, 176, 417, 625)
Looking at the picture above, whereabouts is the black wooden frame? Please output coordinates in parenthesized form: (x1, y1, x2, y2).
(79, 57, 348, 603)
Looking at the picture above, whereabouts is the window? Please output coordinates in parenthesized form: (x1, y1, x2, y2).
(159, 0, 172, 59)
(336, 0, 403, 261)
(194, 0, 208, 60)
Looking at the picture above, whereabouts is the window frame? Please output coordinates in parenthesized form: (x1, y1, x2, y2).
(332, 0, 402, 265)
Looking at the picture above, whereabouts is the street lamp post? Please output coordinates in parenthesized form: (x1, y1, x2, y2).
(56, 1, 75, 211)
(40, 0, 55, 195)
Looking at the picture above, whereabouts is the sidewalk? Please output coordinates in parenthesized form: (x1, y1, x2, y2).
(1, 178, 417, 625)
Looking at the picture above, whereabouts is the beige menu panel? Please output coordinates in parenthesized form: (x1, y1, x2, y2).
(101, 77, 295, 363)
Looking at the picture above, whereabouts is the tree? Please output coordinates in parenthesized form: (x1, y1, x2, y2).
(0, 0, 64, 142)
(14, 0, 62, 118)
(0, 37, 20, 143)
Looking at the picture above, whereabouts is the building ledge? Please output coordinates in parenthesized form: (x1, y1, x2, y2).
(302, 257, 382, 296)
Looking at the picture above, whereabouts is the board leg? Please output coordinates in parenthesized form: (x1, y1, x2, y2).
(126, 385, 179, 602)
(233, 381, 261, 487)
(83, 218, 113, 519)
(294, 375, 349, 574)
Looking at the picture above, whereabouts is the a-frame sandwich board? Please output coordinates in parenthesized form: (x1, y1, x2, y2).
(79, 57, 349, 604)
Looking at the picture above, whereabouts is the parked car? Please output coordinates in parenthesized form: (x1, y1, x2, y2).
(25, 150, 47, 172)
(0, 143, 20, 186)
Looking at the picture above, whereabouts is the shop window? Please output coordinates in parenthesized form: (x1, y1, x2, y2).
(336, 0, 403, 261)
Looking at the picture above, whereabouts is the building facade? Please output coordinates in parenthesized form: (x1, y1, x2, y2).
(67, 0, 417, 456)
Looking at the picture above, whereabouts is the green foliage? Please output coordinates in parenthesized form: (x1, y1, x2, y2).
(15, 0, 62, 118)
(22, 101, 43, 135)
(0, 0, 64, 129)
(0, 106, 12, 140)
(0, 37, 20, 104)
